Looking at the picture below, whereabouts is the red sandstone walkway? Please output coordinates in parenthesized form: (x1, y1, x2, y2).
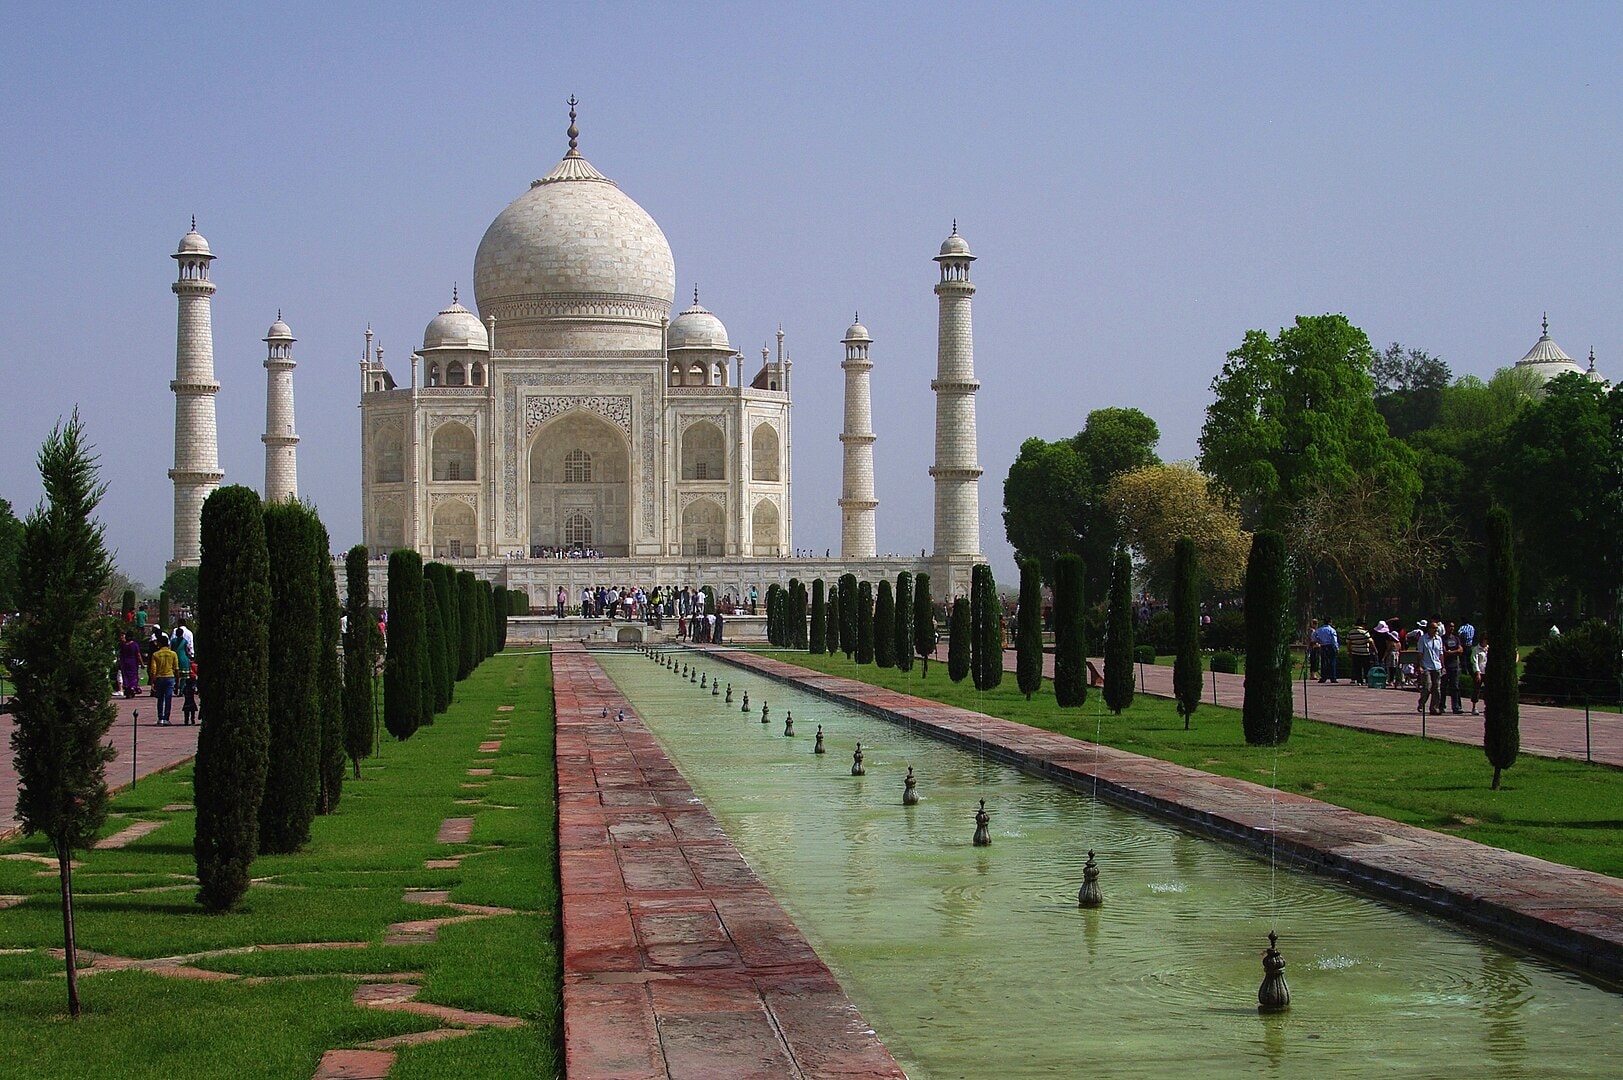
(1, 695, 200, 840)
(551, 643, 905, 1080)
(710, 646, 1623, 983)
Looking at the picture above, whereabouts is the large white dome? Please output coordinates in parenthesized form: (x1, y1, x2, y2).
(473, 148, 675, 351)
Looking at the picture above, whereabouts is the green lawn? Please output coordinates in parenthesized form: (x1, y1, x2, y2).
(765, 650, 1623, 878)
(0, 651, 560, 1079)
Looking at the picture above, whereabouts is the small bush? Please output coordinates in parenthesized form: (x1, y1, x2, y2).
(1521, 619, 1620, 705)
(1211, 651, 1238, 674)
(1204, 611, 1246, 652)
(1134, 644, 1156, 664)
(1144, 609, 1175, 655)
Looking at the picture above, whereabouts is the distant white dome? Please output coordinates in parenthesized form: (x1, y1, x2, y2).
(938, 231, 973, 259)
(423, 297, 488, 351)
(1515, 316, 1585, 383)
(175, 224, 212, 258)
(843, 318, 871, 343)
(265, 317, 294, 341)
(667, 295, 731, 351)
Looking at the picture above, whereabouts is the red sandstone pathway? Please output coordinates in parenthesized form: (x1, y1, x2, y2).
(712, 646, 1623, 983)
(1, 695, 200, 840)
(552, 643, 905, 1080)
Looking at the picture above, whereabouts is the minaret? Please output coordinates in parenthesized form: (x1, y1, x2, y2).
(168, 219, 224, 572)
(262, 313, 299, 502)
(838, 315, 878, 558)
(930, 223, 982, 557)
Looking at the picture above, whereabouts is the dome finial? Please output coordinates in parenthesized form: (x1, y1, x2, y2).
(277, 308, 282, 321)
(693, 284, 700, 305)
(452, 282, 459, 305)
(951, 218, 957, 236)
(566, 94, 580, 157)
(1589, 346, 1597, 370)
(855, 310, 860, 324)
(190, 214, 197, 232)
(1542, 311, 1549, 336)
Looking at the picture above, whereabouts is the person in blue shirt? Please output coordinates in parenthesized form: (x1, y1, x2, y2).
(1312, 620, 1341, 683)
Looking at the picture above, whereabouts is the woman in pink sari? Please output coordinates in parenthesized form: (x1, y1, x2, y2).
(118, 631, 143, 697)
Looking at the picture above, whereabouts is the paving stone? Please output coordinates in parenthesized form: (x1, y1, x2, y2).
(435, 818, 475, 844)
(93, 819, 166, 850)
(311, 1049, 395, 1079)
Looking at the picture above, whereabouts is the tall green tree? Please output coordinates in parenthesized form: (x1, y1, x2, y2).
(1242, 530, 1294, 746)
(1003, 407, 1161, 595)
(341, 546, 374, 778)
(385, 550, 425, 740)
(316, 542, 346, 813)
(824, 587, 841, 655)
(1102, 547, 1134, 714)
(1015, 558, 1043, 700)
(893, 571, 914, 674)
(121, 588, 135, 625)
(157, 590, 171, 635)
(192, 485, 271, 914)
(493, 585, 508, 651)
(912, 572, 934, 676)
(1172, 536, 1202, 729)
(792, 579, 809, 649)
(159, 565, 201, 611)
(2, 415, 118, 1016)
(0, 495, 24, 613)
(1199, 314, 1421, 532)
(838, 573, 858, 658)
(1483, 506, 1520, 790)
(259, 501, 323, 854)
(809, 578, 827, 653)
(947, 596, 971, 683)
(765, 584, 781, 645)
(422, 576, 450, 718)
(970, 563, 1003, 690)
(1052, 554, 1086, 706)
(457, 571, 479, 678)
(874, 579, 896, 668)
(481, 580, 496, 658)
(1372, 342, 1451, 439)
(855, 580, 875, 664)
(423, 563, 457, 702)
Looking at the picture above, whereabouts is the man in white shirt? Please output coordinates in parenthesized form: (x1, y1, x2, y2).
(1416, 620, 1444, 716)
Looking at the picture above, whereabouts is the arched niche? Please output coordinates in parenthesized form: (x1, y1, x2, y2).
(372, 499, 404, 550)
(446, 361, 467, 386)
(528, 410, 631, 555)
(751, 422, 781, 481)
(373, 424, 404, 483)
(681, 421, 725, 481)
(432, 499, 476, 559)
(682, 497, 725, 557)
(431, 421, 476, 481)
(751, 499, 780, 556)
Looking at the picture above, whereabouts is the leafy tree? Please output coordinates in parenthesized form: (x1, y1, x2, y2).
(809, 578, 826, 653)
(385, 550, 425, 740)
(1052, 554, 1086, 706)
(1199, 315, 1421, 532)
(1015, 558, 1043, 700)
(970, 563, 1003, 690)
(0, 495, 23, 613)
(192, 486, 271, 913)
(824, 586, 841, 655)
(912, 572, 934, 676)
(1521, 619, 1619, 705)
(457, 571, 479, 679)
(259, 501, 323, 854)
(1242, 530, 1294, 746)
(1003, 407, 1161, 595)
(1284, 472, 1448, 617)
(342, 546, 374, 778)
(893, 572, 914, 673)
(855, 580, 875, 664)
(1483, 507, 1519, 789)
(422, 576, 450, 716)
(1172, 537, 1202, 729)
(1372, 343, 1451, 439)
(315, 536, 345, 814)
(838, 574, 858, 658)
(1108, 463, 1249, 594)
(160, 565, 201, 611)
(947, 595, 971, 682)
(1, 415, 118, 1015)
(874, 580, 896, 668)
(1102, 546, 1134, 714)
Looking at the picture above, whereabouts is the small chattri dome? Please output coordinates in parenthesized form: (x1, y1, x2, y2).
(844, 316, 871, 343)
(1514, 315, 1584, 383)
(423, 293, 489, 352)
(175, 219, 212, 258)
(667, 294, 731, 352)
(265, 315, 294, 341)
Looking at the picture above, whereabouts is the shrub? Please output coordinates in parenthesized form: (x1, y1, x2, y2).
(1052, 554, 1086, 706)
(874, 579, 896, 667)
(1143, 609, 1175, 656)
(855, 580, 875, 664)
(424, 563, 456, 705)
(971, 563, 1003, 690)
(1242, 530, 1293, 746)
(838, 574, 858, 658)
(194, 486, 271, 911)
(1134, 644, 1156, 664)
(1520, 619, 1619, 706)
(894, 572, 914, 673)
(947, 596, 971, 682)
(1016, 558, 1043, 700)
(341, 545, 374, 778)
(809, 578, 826, 654)
(259, 501, 323, 854)
(1203, 610, 1246, 653)
(765, 583, 781, 645)
(457, 571, 479, 678)
(316, 540, 345, 813)
(1103, 547, 1135, 714)
(422, 576, 449, 718)
(912, 572, 934, 676)
(1211, 651, 1239, 674)
(824, 587, 841, 655)
(385, 550, 425, 740)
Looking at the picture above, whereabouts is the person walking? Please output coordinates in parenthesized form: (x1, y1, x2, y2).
(149, 633, 180, 725)
(1469, 635, 1488, 715)
(1416, 620, 1444, 715)
(1442, 621, 1465, 714)
(1312, 619, 1340, 683)
(1345, 620, 1374, 685)
(117, 630, 143, 697)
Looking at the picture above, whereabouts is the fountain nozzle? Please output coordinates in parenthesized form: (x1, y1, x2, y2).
(903, 766, 919, 806)
(761, 703, 770, 725)
(851, 742, 865, 775)
(784, 711, 794, 737)
(814, 725, 825, 754)
(742, 690, 750, 713)
(972, 799, 991, 846)
(1258, 931, 1290, 1013)
(1078, 850, 1102, 908)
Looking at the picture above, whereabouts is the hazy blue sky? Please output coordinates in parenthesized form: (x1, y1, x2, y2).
(3, 2, 1619, 587)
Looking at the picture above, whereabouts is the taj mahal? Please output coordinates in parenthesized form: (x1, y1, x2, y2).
(165, 103, 989, 607)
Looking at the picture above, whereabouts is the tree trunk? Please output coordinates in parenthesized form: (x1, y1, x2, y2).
(1492, 767, 1501, 791)
(56, 837, 80, 1018)
(352, 756, 362, 780)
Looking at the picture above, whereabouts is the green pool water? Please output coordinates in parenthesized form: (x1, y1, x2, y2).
(600, 651, 1623, 1078)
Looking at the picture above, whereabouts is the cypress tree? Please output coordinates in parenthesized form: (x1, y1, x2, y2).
(894, 571, 914, 674)
(4, 414, 120, 1012)
(838, 573, 858, 658)
(1053, 554, 1086, 706)
(874, 579, 896, 667)
(193, 485, 271, 912)
(316, 542, 346, 813)
(385, 550, 425, 740)
(1172, 536, 1202, 730)
(259, 501, 323, 854)
(810, 578, 827, 653)
(1483, 506, 1520, 789)
(786, 579, 799, 648)
(947, 595, 971, 682)
(765, 583, 780, 645)
(158, 589, 171, 635)
(423, 563, 456, 700)
(493, 585, 508, 651)
(342, 545, 374, 778)
(855, 580, 875, 664)
(457, 571, 479, 678)
(912, 572, 934, 676)
(971, 563, 1004, 691)
(824, 588, 841, 655)
(1016, 558, 1044, 700)
(480, 580, 496, 659)
(422, 576, 450, 717)
(791, 579, 809, 649)
(1103, 546, 1135, 715)
(1242, 530, 1294, 746)
(121, 588, 136, 625)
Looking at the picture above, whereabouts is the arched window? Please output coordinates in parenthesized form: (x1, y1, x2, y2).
(751, 423, 781, 481)
(469, 363, 484, 387)
(373, 424, 404, 483)
(751, 500, 781, 556)
(669, 363, 683, 385)
(446, 361, 466, 386)
(564, 512, 593, 548)
(681, 421, 725, 481)
(687, 363, 706, 387)
(426, 362, 441, 387)
(431, 422, 476, 481)
(564, 449, 592, 483)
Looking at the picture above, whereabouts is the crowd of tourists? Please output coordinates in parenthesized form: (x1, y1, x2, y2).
(1307, 617, 1491, 716)
(113, 606, 198, 726)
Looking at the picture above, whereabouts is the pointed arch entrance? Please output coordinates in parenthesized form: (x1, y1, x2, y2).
(527, 410, 631, 555)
